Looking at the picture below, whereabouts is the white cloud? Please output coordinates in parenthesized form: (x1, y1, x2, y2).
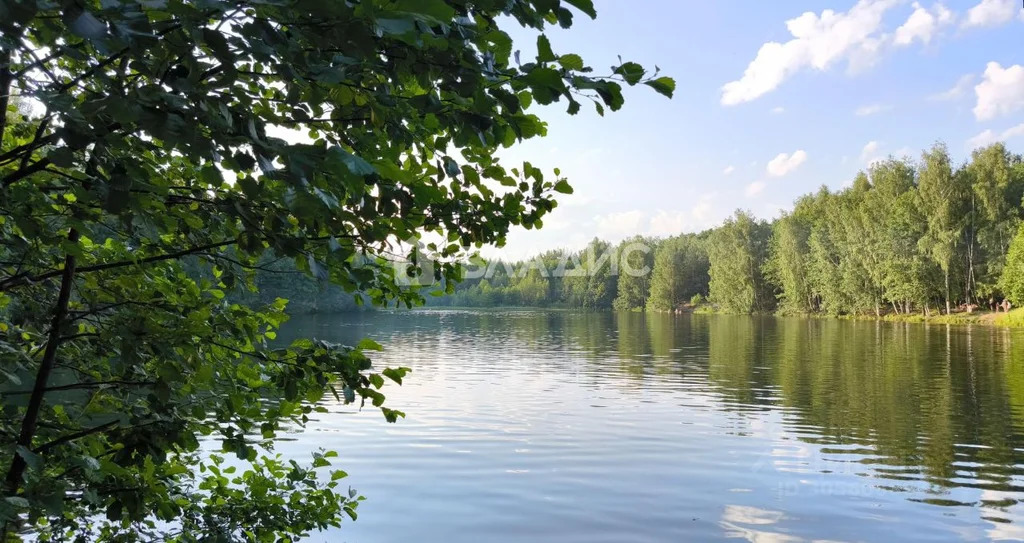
(766, 150, 808, 177)
(723, 165, 736, 176)
(861, 140, 882, 163)
(858, 140, 913, 165)
(974, 62, 1024, 121)
(589, 199, 731, 240)
(968, 129, 999, 149)
(648, 211, 687, 236)
(745, 181, 767, 197)
(893, 146, 914, 158)
(855, 103, 891, 116)
(929, 73, 975, 101)
(720, 0, 901, 105)
(770, 106, 786, 114)
(648, 196, 720, 236)
(595, 210, 645, 240)
(963, 0, 1023, 28)
(894, 2, 954, 46)
(967, 122, 1024, 149)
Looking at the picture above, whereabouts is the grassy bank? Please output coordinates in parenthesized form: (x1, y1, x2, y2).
(843, 308, 1024, 327)
(690, 306, 1024, 328)
(993, 308, 1024, 327)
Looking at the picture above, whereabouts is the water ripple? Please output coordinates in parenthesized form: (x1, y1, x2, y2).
(274, 311, 1024, 542)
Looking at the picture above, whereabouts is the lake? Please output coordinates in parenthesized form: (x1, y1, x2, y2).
(276, 310, 1024, 542)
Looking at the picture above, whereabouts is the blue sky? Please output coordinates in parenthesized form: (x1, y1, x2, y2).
(486, 0, 1024, 259)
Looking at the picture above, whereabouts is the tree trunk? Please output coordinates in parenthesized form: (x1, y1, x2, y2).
(967, 195, 976, 304)
(944, 267, 951, 315)
(2, 230, 79, 536)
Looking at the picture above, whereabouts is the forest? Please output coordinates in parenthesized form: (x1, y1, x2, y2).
(429, 142, 1024, 316)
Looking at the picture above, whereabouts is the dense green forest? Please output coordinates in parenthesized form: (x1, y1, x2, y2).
(430, 142, 1024, 316)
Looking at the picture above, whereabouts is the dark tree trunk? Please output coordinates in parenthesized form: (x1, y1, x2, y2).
(3, 230, 79, 500)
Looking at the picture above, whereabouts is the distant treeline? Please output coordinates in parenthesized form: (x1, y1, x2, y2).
(430, 142, 1024, 316)
(185, 253, 364, 314)
(228, 256, 363, 313)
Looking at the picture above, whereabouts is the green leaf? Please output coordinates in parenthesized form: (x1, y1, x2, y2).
(523, 67, 566, 104)
(518, 91, 533, 110)
(443, 157, 461, 178)
(553, 180, 573, 194)
(199, 164, 224, 186)
(4, 496, 29, 508)
(64, 9, 106, 40)
(382, 367, 408, 385)
(326, 146, 376, 176)
(593, 81, 624, 111)
(558, 54, 584, 71)
(381, 407, 405, 423)
(644, 76, 676, 98)
(308, 256, 329, 281)
(391, 0, 456, 21)
(357, 338, 383, 351)
(613, 62, 645, 85)
(201, 28, 232, 63)
(564, 0, 597, 17)
(16, 446, 41, 470)
(47, 147, 75, 168)
(536, 34, 555, 63)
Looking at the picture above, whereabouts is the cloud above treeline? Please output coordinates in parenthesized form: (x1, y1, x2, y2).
(767, 150, 808, 177)
(720, 0, 1019, 106)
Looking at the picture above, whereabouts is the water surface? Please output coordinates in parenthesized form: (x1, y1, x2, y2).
(277, 310, 1024, 542)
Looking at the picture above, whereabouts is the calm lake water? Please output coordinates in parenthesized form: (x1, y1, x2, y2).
(277, 310, 1024, 542)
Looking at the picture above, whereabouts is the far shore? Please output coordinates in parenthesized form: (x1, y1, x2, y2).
(696, 306, 1024, 328)
(417, 305, 1024, 328)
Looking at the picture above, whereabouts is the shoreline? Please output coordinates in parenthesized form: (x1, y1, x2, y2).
(693, 306, 1024, 328)
(832, 309, 1024, 328)
(420, 305, 1024, 328)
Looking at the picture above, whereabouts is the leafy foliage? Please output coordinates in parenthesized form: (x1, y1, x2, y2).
(1000, 223, 1024, 306)
(613, 236, 656, 311)
(0, 0, 671, 540)
(645, 234, 708, 312)
(707, 211, 773, 314)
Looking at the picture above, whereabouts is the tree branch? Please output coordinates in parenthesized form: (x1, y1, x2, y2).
(0, 238, 238, 291)
(2, 380, 156, 396)
(1, 157, 51, 187)
(32, 420, 119, 455)
(0, 133, 57, 166)
(3, 228, 79, 497)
